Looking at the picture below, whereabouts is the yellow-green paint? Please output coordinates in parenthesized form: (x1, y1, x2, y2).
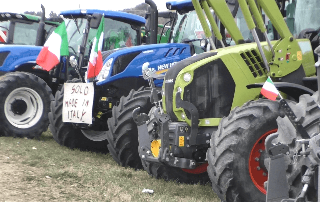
(201, 0, 222, 41)
(206, 0, 244, 44)
(167, 39, 316, 126)
(247, 0, 266, 33)
(257, 0, 293, 39)
(238, 0, 256, 30)
(198, 118, 221, 127)
(191, 0, 212, 38)
(269, 38, 302, 77)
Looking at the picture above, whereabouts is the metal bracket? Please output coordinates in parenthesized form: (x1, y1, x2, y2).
(279, 99, 310, 139)
(176, 91, 199, 145)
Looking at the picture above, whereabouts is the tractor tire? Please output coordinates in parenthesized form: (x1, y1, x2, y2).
(207, 97, 319, 202)
(275, 92, 320, 202)
(106, 87, 152, 169)
(0, 72, 53, 138)
(141, 160, 210, 184)
(48, 79, 108, 152)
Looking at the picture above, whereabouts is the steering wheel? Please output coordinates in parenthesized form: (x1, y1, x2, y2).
(68, 46, 78, 56)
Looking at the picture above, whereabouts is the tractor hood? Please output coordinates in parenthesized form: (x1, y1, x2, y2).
(0, 45, 42, 72)
(95, 43, 192, 87)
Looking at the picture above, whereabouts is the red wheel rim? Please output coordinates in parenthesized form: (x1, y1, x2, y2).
(182, 163, 208, 174)
(249, 129, 277, 194)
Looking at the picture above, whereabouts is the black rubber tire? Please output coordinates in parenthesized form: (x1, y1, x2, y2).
(275, 92, 320, 202)
(141, 160, 210, 184)
(106, 87, 152, 169)
(48, 79, 108, 152)
(207, 97, 319, 202)
(207, 99, 281, 202)
(0, 72, 53, 138)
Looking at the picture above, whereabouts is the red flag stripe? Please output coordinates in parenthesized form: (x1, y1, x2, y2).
(261, 88, 278, 101)
(36, 47, 60, 71)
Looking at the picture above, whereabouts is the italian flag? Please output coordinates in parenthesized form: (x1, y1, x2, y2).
(36, 21, 69, 71)
(261, 76, 279, 101)
(87, 17, 104, 79)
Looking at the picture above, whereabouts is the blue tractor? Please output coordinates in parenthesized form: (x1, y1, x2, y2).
(48, 0, 212, 153)
(0, 7, 146, 139)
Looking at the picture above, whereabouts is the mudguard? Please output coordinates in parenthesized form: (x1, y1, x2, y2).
(247, 82, 314, 100)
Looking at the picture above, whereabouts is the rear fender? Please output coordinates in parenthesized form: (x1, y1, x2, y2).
(247, 82, 314, 101)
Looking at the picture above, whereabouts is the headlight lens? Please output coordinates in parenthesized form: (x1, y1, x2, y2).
(183, 73, 191, 82)
(96, 58, 113, 81)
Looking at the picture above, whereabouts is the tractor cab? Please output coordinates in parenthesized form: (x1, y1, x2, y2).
(0, 12, 60, 45)
(281, 0, 320, 61)
(60, 9, 146, 67)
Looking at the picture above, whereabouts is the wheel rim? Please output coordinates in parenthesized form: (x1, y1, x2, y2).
(249, 129, 277, 194)
(4, 87, 43, 129)
(182, 163, 208, 174)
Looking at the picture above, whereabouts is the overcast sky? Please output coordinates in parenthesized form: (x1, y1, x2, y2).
(0, 0, 170, 16)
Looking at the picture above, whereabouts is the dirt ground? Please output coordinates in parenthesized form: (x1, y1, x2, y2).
(0, 154, 50, 202)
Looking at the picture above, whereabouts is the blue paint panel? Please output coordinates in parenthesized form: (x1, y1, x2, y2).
(166, 0, 194, 13)
(96, 43, 191, 87)
(0, 45, 42, 72)
(60, 9, 145, 26)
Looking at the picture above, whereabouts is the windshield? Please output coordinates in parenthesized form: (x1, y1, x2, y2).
(292, 0, 320, 37)
(12, 21, 38, 45)
(172, 11, 209, 54)
(65, 17, 139, 60)
(0, 20, 57, 45)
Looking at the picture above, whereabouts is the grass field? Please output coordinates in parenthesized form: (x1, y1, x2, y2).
(0, 130, 220, 202)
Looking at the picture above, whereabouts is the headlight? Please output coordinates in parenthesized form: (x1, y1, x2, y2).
(183, 73, 191, 82)
(96, 58, 113, 81)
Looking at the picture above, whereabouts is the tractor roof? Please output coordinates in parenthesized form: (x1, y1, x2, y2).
(0, 13, 60, 25)
(60, 9, 146, 26)
(166, 0, 194, 14)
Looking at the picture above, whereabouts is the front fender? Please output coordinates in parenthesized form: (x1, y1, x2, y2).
(0, 45, 42, 72)
(247, 82, 314, 101)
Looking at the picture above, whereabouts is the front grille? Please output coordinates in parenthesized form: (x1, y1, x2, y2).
(183, 59, 235, 119)
(240, 50, 266, 78)
(164, 51, 218, 121)
(111, 51, 141, 75)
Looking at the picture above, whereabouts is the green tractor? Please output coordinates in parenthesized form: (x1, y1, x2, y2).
(131, 0, 320, 200)
(0, 6, 61, 46)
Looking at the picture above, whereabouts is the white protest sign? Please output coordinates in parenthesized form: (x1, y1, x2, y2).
(62, 83, 94, 124)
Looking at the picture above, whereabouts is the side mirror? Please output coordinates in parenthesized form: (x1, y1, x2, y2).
(90, 13, 103, 29)
(200, 39, 208, 51)
(69, 56, 78, 68)
(145, 13, 151, 32)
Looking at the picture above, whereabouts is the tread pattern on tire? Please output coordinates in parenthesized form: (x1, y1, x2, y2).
(207, 99, 281, 202)
(207, 96, 320, 202)
(106, 87, 152, 169)
(0, 72, 53, 138)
